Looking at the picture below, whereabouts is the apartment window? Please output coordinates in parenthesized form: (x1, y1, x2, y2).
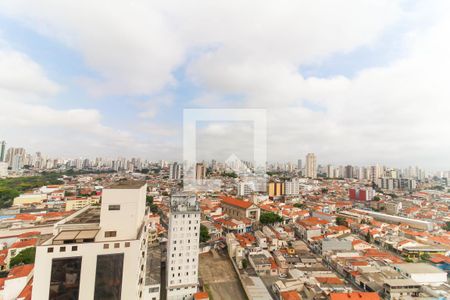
(49, 257, 82, 299)
(103, 244, 109, 249)
(72, 246, 78, 251)
(125, 242, 130, 248)
(105, 231, 117, 238)
(47, 247, 54, 253)
(94, 253, 124, 300)
(114, 243, 120, 249)
(108, 205, 120, 211)
(60, 247, 66, 252)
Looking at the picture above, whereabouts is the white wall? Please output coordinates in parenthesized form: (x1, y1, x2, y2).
(32, 238, 144, 300)
(100, 184, 146, 241)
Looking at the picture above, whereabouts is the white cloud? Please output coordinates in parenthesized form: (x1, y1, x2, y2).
(0, 45, 60, 101)
(0, 0, 449, 168)
(0, 39, 146, 157)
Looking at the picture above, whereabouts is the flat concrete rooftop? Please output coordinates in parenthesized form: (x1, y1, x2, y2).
(106, 180, 146, 189)
(66, 207, 101, 224)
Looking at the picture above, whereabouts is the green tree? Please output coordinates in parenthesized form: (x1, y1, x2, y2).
(443, 221, 450, 231)
(200, 224, 210, 243)
(10, 247, 36, 268)
(293, 203, 306, 209)
(146, 195, 154, 205)
(335, 216, 346, 226)
(150, 204, 158, 214)
(372, 196, 381, 201)
(365, 231, 372, 243)
(420, 253, 430, 261)
(260, 212, 283, 225)
(242, 259, 248, 269)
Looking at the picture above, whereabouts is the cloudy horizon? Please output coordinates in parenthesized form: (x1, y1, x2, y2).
(0, 0, 449, 171)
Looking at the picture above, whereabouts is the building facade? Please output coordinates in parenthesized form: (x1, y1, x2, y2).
(32, 181, 149, 300)
(305, 153, 317, 178)
(166, 194, 200, 300)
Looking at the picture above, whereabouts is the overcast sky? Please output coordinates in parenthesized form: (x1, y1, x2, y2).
(0, 0, 449, 170)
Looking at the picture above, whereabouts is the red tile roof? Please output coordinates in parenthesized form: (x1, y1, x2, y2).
(220, 196, 253, 209)
(10, 238, 37, 249)
(194, 291, 209, 300)
(330, 292, 380, 300)
(7, 264, 34, 279)
(281, 291, 301, 300)
(316, 277, 344, 285)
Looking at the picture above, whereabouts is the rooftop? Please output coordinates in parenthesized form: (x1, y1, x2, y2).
(330, 292, 380, 300)
(106, 180, 146, 189)
(220, 196, 253, 209)
(394, 263, 446, 274)
(8, 264, 34, 279)
(145, 244, 161, 286)
(66, 207, 100, 224)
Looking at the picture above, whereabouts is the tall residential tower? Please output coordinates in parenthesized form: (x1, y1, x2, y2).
(166, 194, 200, 300)
(305, 153, 317, 178)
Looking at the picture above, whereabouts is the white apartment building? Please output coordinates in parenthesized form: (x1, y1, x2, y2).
(284, 178, 300, 195)
(305, 153, 317, 179)
(32, 181, 150, 300)
(166, 194, 200, 300)
(65, 196, 101, 211)
(0, 162, 8, 177)
(237, 181, 254, 196)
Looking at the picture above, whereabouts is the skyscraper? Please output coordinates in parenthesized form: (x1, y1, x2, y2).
(305, 153, 317, 178)
(166, 193, 200, 299)
(195, 163, 206, 180)
(169, 162, 182, 180)
(344, 165, 354, 179)
(0, 141, 6, 162)
(5, 147, 25, 168)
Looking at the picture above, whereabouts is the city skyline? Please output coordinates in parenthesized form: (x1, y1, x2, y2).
(0, 1, 449, 170)
(1, 139, 445, 180)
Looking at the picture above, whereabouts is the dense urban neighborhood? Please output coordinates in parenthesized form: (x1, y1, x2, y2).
(0, 144, 449, 299)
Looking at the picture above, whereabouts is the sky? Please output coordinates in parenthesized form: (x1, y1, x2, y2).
(0, 0, 449, 170)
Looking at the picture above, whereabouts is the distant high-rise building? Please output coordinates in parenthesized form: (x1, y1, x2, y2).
(195, 163, 206, 180)
(169, 162, 182, 180)
(326, 165, 334, 178)
(166, 194, 200, 299)
(344, 165, 354, 179)
(5, 147, 26, 169)
(370, 164, 382, 180)
(305, 153, 317, 178)
(0, 141, 6, 162)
